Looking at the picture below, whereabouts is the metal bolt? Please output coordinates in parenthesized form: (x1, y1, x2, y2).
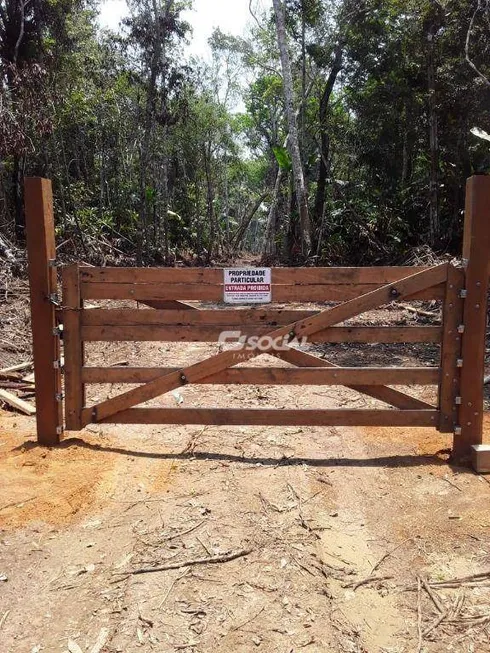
(467, 422, 472, 427)
(468, 402, 472, 407)
(390, 288, 400, 298)
(475, 304, 480, 309)
(180, 373, 188, 384)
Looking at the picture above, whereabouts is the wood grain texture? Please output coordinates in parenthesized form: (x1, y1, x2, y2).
(438, 265, 464, 432)
(82, 407, 439, 428)
(89, 265, 447, 423)
(457, 176, 490, 460)
(81, 281, 445, 302)
(80, 366, 438, 386)
(24, 177, 63, 444)
(80, 266, 433, 285)
(62, 264, 85, 430)
(80, 324, 442, 344)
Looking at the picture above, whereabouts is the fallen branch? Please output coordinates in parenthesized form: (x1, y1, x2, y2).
(429, 570, 490, 588)
(163, 519, 207, 542)
(420, 576, 445, 614)
(371, 537, 414, 574)
(344, 575, 393, 591)
(0, 362, 33, 374)
(399, 303, 439, 320)
(417, 577, 423, 653)
(0, 389, 35, 415)
(127, 548, 253, 576)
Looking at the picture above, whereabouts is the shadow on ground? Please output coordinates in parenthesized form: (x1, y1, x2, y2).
(15, 437, 458, 470)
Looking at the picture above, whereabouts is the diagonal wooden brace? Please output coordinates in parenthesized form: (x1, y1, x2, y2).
(271, 348, 434, 410)
(87, 264, 447, 425)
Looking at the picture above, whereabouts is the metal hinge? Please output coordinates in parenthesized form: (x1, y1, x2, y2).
(459, 289, 468, 299)
(455, 396, 462, 405)
(56, 426, 63, 436)
(457, 325, 465, 334)
(49, 293, 61, 306)
(456, 359, 463, 368)
(454, 426, 462, 436)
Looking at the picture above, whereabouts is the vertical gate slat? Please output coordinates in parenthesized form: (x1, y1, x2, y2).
(438, 265, 464, 433)
(63, 264, 85, 430)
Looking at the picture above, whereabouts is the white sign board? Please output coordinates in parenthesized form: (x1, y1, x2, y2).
(224, 268, 272, 304)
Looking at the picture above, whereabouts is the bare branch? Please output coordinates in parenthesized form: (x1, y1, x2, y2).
(465, 1, 490, 87)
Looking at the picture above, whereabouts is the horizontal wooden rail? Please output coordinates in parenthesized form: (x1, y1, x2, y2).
(80, 325, 442, 344)
(81, 366, 440, 385)
(80, 281, 445, 302)
(82, 308, 319, 325)
(81, 266, 436, 285)
(82, 407, 439, 427)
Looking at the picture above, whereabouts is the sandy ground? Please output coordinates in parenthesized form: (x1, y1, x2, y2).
(1, 329, 490, 653)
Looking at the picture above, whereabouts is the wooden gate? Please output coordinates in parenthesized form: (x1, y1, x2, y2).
(23, 176, 490, 470)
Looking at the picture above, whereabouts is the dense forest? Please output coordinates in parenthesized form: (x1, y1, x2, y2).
(1, 0, 489, 267)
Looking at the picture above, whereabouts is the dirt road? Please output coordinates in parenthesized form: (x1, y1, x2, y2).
(1, 336, 490, 652)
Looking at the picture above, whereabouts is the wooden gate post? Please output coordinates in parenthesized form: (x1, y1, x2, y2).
(455, 175, 490, 469)
(24, 178, 63, 445)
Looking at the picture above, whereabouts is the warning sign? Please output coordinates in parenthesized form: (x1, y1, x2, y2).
(224, 268, 272, 304)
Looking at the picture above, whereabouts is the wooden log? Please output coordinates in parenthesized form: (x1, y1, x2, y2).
(80, 366, 439, 386)
(89, 264, 448, 423)
(82, 407, 439, 428)
(0, 388, 36, 415)
(457, 176, 490, 462)
(62, 264, 85, 430)
(438, 265, 464, 432)
(24, 177, 63, 444)
(80, 324, 442, 344)
(80, 266, 433, 285)
(80, 281, 445, 302)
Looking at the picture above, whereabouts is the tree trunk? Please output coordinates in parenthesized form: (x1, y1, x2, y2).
(232, 192, 268, 252)
(263, 165, 283, 256)
(313, 44, 343, 230)
(272, 0, 312, 254)
(428, 32, 439, 246)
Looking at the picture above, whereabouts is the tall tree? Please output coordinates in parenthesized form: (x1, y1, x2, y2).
(272, 0, 312, 254)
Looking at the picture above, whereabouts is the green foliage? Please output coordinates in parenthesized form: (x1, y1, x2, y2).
(1, 0, 489, 264)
